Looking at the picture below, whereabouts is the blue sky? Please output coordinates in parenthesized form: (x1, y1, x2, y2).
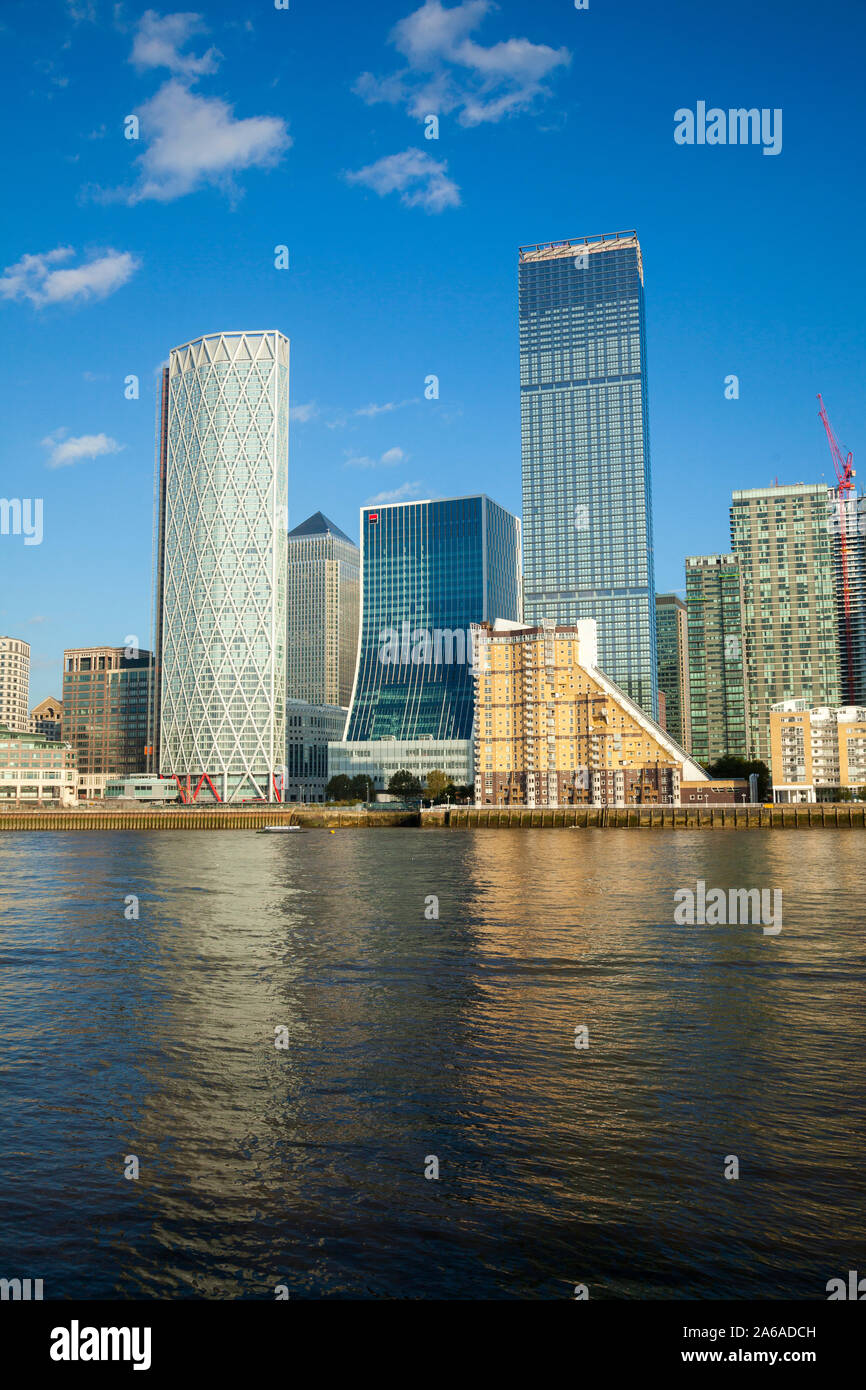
(1, 0, 864, 703)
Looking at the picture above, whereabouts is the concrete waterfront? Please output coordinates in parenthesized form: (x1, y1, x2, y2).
(1, 804, 866, 830)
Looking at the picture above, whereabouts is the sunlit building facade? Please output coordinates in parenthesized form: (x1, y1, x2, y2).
(331, 495, 521, 790)
(286, 512, 359, 708)
(155, 330, 290, 802)
(519, 232, 658, 717)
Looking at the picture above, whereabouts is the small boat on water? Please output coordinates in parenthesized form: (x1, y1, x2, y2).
(257, 825, 305, 834)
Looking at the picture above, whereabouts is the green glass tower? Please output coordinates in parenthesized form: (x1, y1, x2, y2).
(730, 485, 840, 762)
(685, 555, 748, 763)
(655, 593, 690, 751)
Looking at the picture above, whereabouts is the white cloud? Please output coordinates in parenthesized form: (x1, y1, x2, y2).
(365, 481, 422, 505)
(355, 0, 571, 126)
(130, 9, 220, 77)
(290, 402, 319, 423)
(42, 430, 124, 469)
(346, 447, 408, 470)
(0, 247, 139, 307)
(112, 79, 290, 203)
(355, 398, 419, 417)
(345, 147, 459, 213)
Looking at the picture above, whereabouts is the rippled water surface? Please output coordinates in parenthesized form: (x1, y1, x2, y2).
(0, 828, 864, 1299)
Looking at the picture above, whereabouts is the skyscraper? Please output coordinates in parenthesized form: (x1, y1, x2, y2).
(829, 489, 866, 705)
(655, 594, 691, 751)
(63, 645, 150, 799)
(155, 330, 290, 803)
(685, 555, 749, 764)
(0, 636, 30, 732)
(286, 511, 359, 708)
(519, 231, 658, 717)
(731, 484, 840, 762)
(329, 495, 521, 789)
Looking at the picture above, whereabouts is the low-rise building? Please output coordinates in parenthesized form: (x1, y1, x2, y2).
(770, 700, 866, 802)
(328, 737, 473, 793)
(104, 775, 179, 803)
(0, 726, 76, 805)
(29, 697, 62, 741)
(284, 701, 348, 802)
(472, 618, 708, 807)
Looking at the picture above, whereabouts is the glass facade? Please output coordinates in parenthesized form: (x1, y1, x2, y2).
(157, 331, 290, 802)
(345, 495, 521, 742)
(63, 647, 151, 782)
(685, 555, 748, 763)
(286, 512, 360, 708)
(730, 485, 840, 762)
(519, 233, 658, 717)
(655, 594, 690, 751)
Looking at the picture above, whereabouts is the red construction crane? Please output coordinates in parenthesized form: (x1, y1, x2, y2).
(817, 394, 856, 700)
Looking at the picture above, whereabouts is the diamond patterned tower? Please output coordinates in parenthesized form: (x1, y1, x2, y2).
(155, 331, 290, 802)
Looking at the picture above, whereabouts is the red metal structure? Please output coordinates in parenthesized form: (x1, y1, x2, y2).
(818, 394, 857, 700)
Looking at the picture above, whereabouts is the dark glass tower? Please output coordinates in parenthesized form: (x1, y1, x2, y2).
(519, 232, 658, 716)
(344, 495, 521, 742)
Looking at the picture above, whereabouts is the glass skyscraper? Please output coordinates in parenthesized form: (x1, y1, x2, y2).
(155, 330, 290, 803)
(519, 231, 658, 717)
(345, 495, 521, 742)
(655, 593, 691, 751)
(685, 555, 749, 764)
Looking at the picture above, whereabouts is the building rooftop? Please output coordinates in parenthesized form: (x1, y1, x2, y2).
(519, 232, 643, 282)
(288, 511, 356, 545)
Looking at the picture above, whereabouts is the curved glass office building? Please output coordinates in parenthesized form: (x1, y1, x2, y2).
(331, 495, 521, 789)
(155, 330, 290, 802)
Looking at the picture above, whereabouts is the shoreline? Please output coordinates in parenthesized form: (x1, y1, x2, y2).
(1, 804, 865, 831)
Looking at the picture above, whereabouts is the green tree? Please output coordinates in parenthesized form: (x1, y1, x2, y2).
(325, 774, 353, 801)
(349, 774, 373, 800)
(425, 769, 453, 802)
(387, 769, 423, 799)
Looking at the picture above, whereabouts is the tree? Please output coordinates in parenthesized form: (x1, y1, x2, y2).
(425, 769, 453, 802)
(325, 774, 353, 801)
(349, 774, 372, 800)
(387, 769, 423, 799)
(705, 756, 771, 802)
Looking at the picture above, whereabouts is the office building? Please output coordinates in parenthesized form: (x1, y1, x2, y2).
(685, 555, 749, 763)
(330, 495, 521, 789)
(731, 484, 840, 762)
(155, 331, 290, 802)
(519, 232, 658, 717)
(284, 700, 348, 803)
(655, 594, 691, 751)
(287, 512, 359, 707)
(63, 646, 150, 799)
(0, 726, 76, 806)
(770, 699, 866, 802)
(29, 697, 62, 741)
(829, 489, 866, 705)
(0, 636, 30, 732)
(473, 618, 707, 807)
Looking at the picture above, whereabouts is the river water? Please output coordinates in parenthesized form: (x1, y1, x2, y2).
(0, 828, 863, 1299)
